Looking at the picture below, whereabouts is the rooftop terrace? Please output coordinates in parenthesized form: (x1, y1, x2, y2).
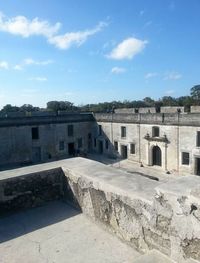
(0, 158, 200, 262)
(0, 201, 141, 263)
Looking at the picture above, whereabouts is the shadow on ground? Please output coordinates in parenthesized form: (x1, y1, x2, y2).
(0, 201, 80, 244)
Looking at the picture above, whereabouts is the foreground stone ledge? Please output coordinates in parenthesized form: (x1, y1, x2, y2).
(0, 157, 200, 262)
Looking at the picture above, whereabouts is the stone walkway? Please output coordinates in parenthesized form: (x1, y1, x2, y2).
(0, 201, 141, 263)
(87, 154, 178, 183)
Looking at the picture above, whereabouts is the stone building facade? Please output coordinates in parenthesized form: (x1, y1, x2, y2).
(0, 113, 94, 167)
(1, 110, 200, 176)
(92, 112, 200, 176)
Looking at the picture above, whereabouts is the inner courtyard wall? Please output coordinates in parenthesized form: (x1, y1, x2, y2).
(93, 113, 200, 175)
(1, 112, 200, 175)
(0, 114, 94, 167)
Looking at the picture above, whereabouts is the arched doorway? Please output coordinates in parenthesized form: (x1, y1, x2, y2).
(152, 146, 162, 166)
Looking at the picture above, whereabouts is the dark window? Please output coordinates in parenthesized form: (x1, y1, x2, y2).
(68, 125, 74, 137)
(78, 138, 83, 148)
(99, 125, 102, 136)
(105, 139, 109, 149)
(114, 141, 118, 151)
(135, 109, 139, 113)
(59, 141, 65, 151)
(130, 143, 136, 154)
(121, 126, 126, 138)
(182, 152, 190, 165)
(32, 127, 39, 140)
(94, 138, 96, 147)
(152, 126, 159, 137)
(155, 106, 160, 113)
(88, 133, 91, 139)
(197, 131, 200, 147)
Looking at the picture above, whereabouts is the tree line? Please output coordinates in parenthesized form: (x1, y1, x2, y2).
(1, 85, 200, 114)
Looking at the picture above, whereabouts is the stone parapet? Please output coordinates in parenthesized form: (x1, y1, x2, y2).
(95, 112, 200, 126)
(0, 167, 64, 214)
(0, 113, 94, 127)
(63, 158, 200, 262)
(0, 158, 200, 262)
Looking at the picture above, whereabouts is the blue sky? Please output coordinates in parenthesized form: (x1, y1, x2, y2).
(0, 0, 199, 108)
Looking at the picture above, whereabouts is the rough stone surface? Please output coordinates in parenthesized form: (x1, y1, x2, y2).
(133, 249, 174, 263)
(0, 158, 200, 262)
(0, 168, 64, 215)
(61, 158, 200, 262)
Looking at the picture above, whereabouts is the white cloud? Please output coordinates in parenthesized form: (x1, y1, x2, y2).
(13, 64, 23, 70)
(164, 72, 182, 80)
(0, 61, 9, 69)
(29, 77, 47, 81)
(13, 58, 53, 71)
(0, 12, 61, 38)
(24, 58, 53, 65)
(4, 59, 52, 71)
(48, 21, 108, 49)
(107, 37, 148, 60)
(111, 67, 126, 74)
(145, 72, 158, 79)
(0, 12, 108, 50)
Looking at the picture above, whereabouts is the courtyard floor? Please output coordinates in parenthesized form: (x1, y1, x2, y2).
(87, 153, 178, 183)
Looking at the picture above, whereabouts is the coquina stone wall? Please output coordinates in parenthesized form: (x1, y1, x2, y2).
(0, 113, 94, 167)
(61, 158, 200, 263)
(0, 167, 64, 215)
(0, 158, 200, 262)
(64, 169, 200, 262)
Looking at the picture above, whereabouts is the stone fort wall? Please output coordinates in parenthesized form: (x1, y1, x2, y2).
(115, 106, 200, 114)
(1, 111, 200, 174)
(0, 113, 94, 167)
(0, 158, 200, 262)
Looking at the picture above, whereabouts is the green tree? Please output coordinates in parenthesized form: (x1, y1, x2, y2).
(143, 97, 155, 106)
(46, 101, 74, 112)
(1, 104, 20, 113)
(190, 85, 200, 100)
(177, 96, 193, 106)
(161, 96, 178, 106)
(20, 104, 40, 112)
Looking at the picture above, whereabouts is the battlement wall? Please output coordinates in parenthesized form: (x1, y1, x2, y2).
(0, 112, 94, 128)
(95, 112, 200, 126)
